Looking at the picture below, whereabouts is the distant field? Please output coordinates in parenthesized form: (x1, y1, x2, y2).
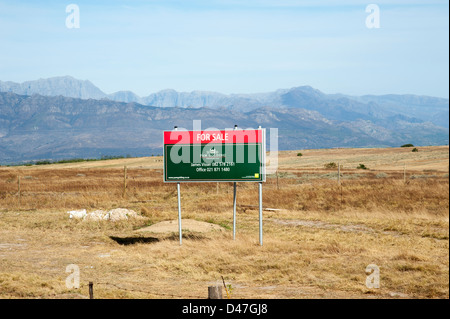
(0, 146, 448, 299)
(279, 145, 449, 171)
(15, 145, 449, 171)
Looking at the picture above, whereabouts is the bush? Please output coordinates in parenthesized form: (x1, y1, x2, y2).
(35, 160, 52, 165)
(297, 153, 303, 157)
(401, 144, 414, 148)
(357, 164, 368, 170)
(412, 148, 419, 152)
(324, 162, 337, 169)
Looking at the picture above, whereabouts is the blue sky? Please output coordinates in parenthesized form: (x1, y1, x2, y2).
(0, 0, 448, 97)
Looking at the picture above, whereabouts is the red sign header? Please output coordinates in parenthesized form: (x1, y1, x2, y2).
(164, 130, 263, 145)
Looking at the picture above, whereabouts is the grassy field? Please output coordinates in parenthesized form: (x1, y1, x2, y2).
(0, 146, 448, 299)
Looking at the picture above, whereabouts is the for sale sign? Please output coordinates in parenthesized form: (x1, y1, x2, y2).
(163, 129, 266, 182)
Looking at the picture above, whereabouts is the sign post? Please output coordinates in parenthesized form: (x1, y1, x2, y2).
(259, 182, 263, 246)
(177, 182, 182, 245)
(173, 126, 183, 246)
(233, 182, 237, 240)
(164, 127, 266, 245)
(233, 125, 237, 241)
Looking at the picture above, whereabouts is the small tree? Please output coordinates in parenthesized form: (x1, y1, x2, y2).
(324, 162, 337, 169)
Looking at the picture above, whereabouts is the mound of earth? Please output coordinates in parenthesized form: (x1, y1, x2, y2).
(136, 219, 225, 234)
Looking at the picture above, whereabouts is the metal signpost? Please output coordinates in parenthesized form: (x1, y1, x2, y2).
(163, 126, 266, 245)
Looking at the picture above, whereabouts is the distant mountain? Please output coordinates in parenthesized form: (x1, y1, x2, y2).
(107, 90, 141, 104)
(1, 76, 448, 129)
(349, 94, 450, 128)
(0, 76, 107, 100)
(0, 91, 448, 164)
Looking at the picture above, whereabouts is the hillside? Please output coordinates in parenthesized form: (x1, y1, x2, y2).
(0, 91, 448, 164)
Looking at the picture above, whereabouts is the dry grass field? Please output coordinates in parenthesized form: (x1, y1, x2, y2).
(0, 146, 448, 299)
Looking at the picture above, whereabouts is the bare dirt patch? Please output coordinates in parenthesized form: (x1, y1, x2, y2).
(269, 218, 376, 234)
(136, 219, 225, 234)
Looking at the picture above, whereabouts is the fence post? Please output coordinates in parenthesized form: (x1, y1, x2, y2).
(89, 282, 94, 299)
(338, 162, 341, 185)
(208, 286, 222, 299)
(17, 176, 21, 209)
(123, 166, 127, 198)
(221, 276, 231, 299)
(276, 170, 279, 190)
(403, 164, 406, 183)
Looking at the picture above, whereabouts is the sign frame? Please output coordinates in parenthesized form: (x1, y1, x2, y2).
(163, 128, 266, 183)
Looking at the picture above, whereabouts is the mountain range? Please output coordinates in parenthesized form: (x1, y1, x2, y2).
(0, 76, 448, 164)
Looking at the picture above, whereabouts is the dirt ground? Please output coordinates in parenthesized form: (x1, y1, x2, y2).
(137, 219, 225, 234)
(0, 146, 448, 299)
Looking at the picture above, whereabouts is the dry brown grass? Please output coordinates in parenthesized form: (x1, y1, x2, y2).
(0, 146, 448, 299)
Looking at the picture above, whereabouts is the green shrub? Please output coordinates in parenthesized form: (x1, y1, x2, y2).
(324, 162, 337, 169)
(357, 164, 368, 170)
(35, 160, 52, 165)
(412, 148, 419, 152)
(297, 153, 303, 157)
(401, 144, 414, 148)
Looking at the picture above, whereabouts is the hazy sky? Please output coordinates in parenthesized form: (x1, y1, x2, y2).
(0, 0, 448, 97)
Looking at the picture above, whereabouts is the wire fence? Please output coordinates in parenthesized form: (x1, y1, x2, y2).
(96, 282, 204, 299)
(79, 281, 208, 299)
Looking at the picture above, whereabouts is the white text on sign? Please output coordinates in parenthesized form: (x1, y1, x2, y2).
(196, 133, 229, 142)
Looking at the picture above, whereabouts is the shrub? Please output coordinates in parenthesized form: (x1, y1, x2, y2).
(412, 148, 419, 152)
(324, 162, 337, 169)
(401, 144, 414, 148)
(297, 153, 303, 157)
(35, 160, 52, 165)
(357, 164, 368, 170)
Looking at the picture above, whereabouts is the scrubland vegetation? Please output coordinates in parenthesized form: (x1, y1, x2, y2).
(0, 146, 448, 299)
